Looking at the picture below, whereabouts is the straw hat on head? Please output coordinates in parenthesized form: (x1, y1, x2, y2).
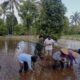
(60, 48, 69, 55)
(72, 51, 79, 58)
(60, 48, 79, 58)
(68, 49, 79, 58)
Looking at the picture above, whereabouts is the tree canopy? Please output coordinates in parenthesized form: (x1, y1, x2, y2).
(0, 19, 7, 35)
(36, 0, 66, 39)
(19, 0, 38, 33)
(0, 0, 70, 38)
(70, 12, 80, 26)
(6, 14, 18, 34)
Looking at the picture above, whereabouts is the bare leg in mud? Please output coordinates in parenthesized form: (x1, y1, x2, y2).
(19, 63, 24, 73)
(19, 61, 28, 73)
(19, 62, 33, 80)
(19, 71, 33, 80)
(44, 50, 53, 67)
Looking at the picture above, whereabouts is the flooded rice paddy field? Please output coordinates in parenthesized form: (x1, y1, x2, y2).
(0, 53, 77, 80)
(0, 37, 80, 80)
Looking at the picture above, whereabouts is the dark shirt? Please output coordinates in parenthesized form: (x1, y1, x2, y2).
(78, 49, 80, 54)
(68, 50, 75, 66)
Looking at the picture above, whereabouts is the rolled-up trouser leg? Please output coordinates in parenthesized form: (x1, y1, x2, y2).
(24, 61, 28, 72)
(19, 62, 24, 73)
(60, 61, 64, 69)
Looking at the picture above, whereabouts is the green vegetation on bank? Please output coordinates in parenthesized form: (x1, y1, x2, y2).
(36, 0, 66, 40)
(0, 0, 80, 40)
(0, 0, 67, 40)
(62, 35, 80, 41)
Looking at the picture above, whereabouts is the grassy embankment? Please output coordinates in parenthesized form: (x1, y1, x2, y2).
(61, 35, 80, 41)
(0, 35, 38, 43)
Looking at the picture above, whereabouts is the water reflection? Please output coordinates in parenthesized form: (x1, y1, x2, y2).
(19, 66, 76, 80)
(58, 39, 80, 49)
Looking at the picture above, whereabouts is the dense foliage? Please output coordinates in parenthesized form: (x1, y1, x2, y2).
(0, 19, 7, 35)
(13, 24, 26, 35)
(36, 0, 66, 40)
(1, 0, 80, 39)
(6, 14, 18, 34)
(19, 0, 38, 34)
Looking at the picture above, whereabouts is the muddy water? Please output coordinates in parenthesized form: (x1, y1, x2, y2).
(0, 37, 79, 80)
(58, 39, 80, 49)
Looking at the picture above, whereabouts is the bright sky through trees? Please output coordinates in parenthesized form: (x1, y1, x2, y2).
(62, 0, 80, 19)
(0, 0, 80, 22)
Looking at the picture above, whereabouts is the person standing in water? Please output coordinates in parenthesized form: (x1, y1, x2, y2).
(35, 35, 44, 58)
(44, 36, 55, 56)
(43, 36, 55, 66)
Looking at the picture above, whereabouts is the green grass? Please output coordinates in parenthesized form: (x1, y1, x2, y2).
(0, 34, 80, 42)
(61, 35, 80, 41)
(0, 35, 38, 43)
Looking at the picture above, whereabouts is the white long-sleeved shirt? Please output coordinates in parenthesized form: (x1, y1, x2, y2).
(44, 38, 55, 50)
(17, 53, 32, 70)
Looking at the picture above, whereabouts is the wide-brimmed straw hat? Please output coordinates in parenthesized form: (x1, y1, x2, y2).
(60, 48, 69, 55)
(72, 51, 79, 58)
(61, 48, 79, 58)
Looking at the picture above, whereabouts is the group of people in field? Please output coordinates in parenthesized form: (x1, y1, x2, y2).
(15, 35, 80, 73)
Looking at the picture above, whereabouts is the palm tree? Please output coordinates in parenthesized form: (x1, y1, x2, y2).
(0, 6, 2, 16)
(1, 0, 24, 34)
(0, 1, 9, 21)
(70, 12, 80, 26)
(19, 0, 39, 31)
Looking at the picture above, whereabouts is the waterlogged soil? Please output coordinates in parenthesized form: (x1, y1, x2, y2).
(0, 37, 79, 80)
(0, 50, 78, 80)
(0, 51, 19, 80)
